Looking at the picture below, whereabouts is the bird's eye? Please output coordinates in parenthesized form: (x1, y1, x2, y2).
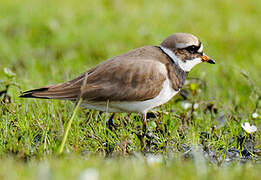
(185, 45, 198, 54)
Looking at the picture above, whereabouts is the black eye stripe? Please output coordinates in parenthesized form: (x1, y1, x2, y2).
(183, 45, 200, 54)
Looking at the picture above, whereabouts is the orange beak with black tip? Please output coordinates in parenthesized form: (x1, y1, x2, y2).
(201, 54, 216, 64)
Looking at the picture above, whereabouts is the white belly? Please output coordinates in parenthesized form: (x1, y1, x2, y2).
(81, 78, 178, 113)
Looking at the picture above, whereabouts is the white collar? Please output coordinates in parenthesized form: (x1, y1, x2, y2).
(159, 46, 202, 72)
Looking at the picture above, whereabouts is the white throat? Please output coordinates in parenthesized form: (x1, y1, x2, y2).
(159, 46, 202, 72)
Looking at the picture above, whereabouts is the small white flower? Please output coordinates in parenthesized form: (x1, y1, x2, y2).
(80, 168, 99, 180)
(193, 103, 199, 109)
(241, 122, 257, 134)
(252, 112, 259, 119)
(181, 102, 192, 110)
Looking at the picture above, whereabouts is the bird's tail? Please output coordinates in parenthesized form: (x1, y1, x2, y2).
(19, 86, 81, 100)
(20, 73, 86, 100)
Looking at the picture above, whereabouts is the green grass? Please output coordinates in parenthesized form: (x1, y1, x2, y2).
(0, 0, 261, 179)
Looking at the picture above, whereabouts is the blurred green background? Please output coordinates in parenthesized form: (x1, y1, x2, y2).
(0, 0, 261, 179)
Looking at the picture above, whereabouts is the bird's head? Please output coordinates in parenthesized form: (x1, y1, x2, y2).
(159, 33, 215, 72)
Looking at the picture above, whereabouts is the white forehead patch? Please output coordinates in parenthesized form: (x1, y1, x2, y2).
(159, 46, 202, 72)
(198, 43, 203, 53)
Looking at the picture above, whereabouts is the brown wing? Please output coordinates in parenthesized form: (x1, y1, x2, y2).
(20, 57, 167, 101)
(81, 57, 167, 101)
